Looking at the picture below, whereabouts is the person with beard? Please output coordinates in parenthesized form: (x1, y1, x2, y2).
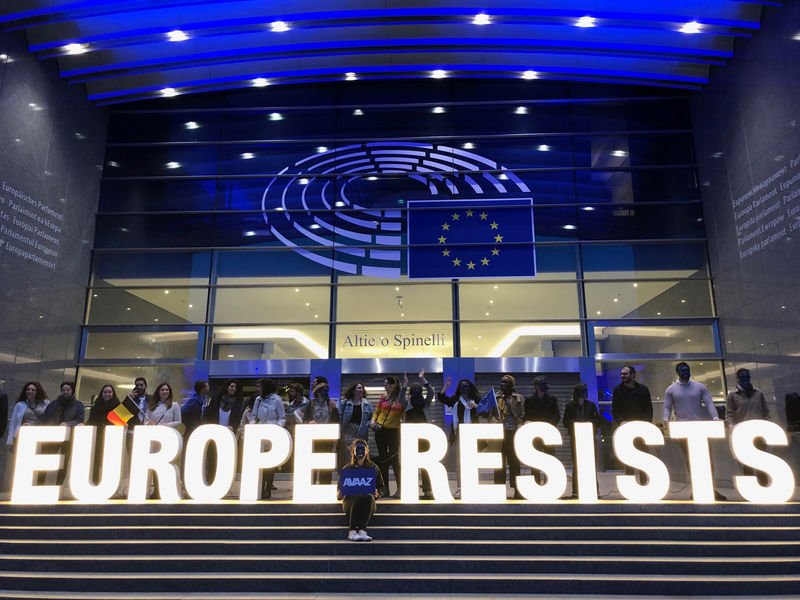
(725, 368, 770, 486)
(612, 365, 653, 485)
(523, 376, 561, 485)
(338, 439, 384, 541)
(405, 369, 435, 500)
(41, 381, 85, 488)
(203, 380, 244, 487)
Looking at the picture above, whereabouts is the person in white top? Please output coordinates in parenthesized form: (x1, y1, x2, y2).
(144, 383, 182, 499)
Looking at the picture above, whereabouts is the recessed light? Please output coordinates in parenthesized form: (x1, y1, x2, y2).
(612, 150, 627, 157)
(493, 285, 498, 289)
(485, 312, 490, 316)
(126, 307, 131, 311)
(613, 298, 618, 302)
(537, 144, 550, 151)
(93, 293, 98, 298)
(596, 311, 601, 315)
(401, 313, 405, 317)
(681, 299, 686, 303)
(160, 88, 178, 97)
(244, 230, 255, 236)
(188, 304, 193, 308)
(514, 106, 528, 114)
(489, 300, 494, 304)
(240, 152, 254, 159)
(64, 43, 88, 55)
(472, 13, 491, 25)
(431, 70, 447, 79)
(252, 78, 269, 87)
(271, 21, 290, 32)
(154, 318, 159, 322)
(367, 176, 378, 181)
(269, 112, 283, 121)
(314, 314, 319, 318)
(633, 283, 638, 288)
(335, 201, 345, 207)
(228, 354, 235, 358)
(305, 302, 310, 306)
(317, 146, 328, 153)
(309, 224, 320, 229)
(353, 109, 364, 115)
(184, 121, 199, 129)
(165, 161, 181, 169)
(582, 206, 595, 211)
(563, 224, 576, 230)
(522, 70, 538, 80)
(295, 288, 300, 292)
(462, 142, 475, 149)
(299, 178, 309, 185)
(781, 305, 787, 309)
(167, 30, 188, 42)
(164, 290, 169, 295)
(345, 72, 357, 81)
(432, 106, 446, 114)
(657, 312, 662, 316)
(679, 21, 702, 34)
(498, 173, 509, 180)
(576, 16, 595, 27)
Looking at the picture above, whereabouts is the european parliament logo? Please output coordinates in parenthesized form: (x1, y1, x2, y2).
(262, 142, 536, 279)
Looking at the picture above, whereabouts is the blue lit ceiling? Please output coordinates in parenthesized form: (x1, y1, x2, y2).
(0, 0, 774, 105)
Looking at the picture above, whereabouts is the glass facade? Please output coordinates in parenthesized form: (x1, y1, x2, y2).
(79, 81, 724, 410)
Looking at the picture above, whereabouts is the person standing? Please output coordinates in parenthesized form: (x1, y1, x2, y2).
(405, 369, 435, 499)
(563, 382, 600, 498)
(6, 382, 49, 485)
(87, 384, 120, 483)
(41, 381, 85, 488)
(438, 377, 480, 499)
(523, 376, 561, 484)
(181, 380, 209, 439)
(369, 376, 406, 498)
(144, 383, 182, 499)
(611, 365, 653, 484)
(492, 374, 525, 499)
(251, 378, 286, 499)
(203, 380, 244, 486)
(338, 382, 373, 469)
(725, 368, 770, 485)
(663, 362, 726, 501)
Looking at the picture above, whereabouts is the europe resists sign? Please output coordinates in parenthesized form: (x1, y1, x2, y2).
(10, 421, 795, 504)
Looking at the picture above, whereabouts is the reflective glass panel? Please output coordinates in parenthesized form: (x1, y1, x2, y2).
(459, 282, 580, 320)
(214, 284, 331, 324)
(86, 287, 208, 324)
(211, 325, 328, 359)
(584, 279, 713, 319)
(460, 321, 582, 357)
(84, 330, 199, 359)
(593, 324, 717, 355)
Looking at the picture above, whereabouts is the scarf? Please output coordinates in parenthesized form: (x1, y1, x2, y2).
(451, 396, 473, 431)
(220, 394, 236, 412)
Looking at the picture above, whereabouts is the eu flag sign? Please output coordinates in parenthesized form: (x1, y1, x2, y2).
(407, 198, 536, 279)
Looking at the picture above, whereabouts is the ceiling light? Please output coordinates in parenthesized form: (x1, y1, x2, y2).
(295, 288, 300, 292)
(252, 78, 269, 87)
(0, 54, 7, 60)
(271, 21, 290, 32)
(462, 142, 475, 149)
(269, 112, 283, 121)
(305, 302, 310, 306)
(126, 307, 131, 311)
(522, 70, 538, 80)
(299, 178, 309, 185)
(596, 311, 601, 315)
(335, 201, 345, 207)
(244, 231, 256, 237)
(317, 146, 328, 153)
(612, 150, 627, 157)
(472, 13, 491, 25)
(353, 109, 364, 116)
(679, 21, 702, 34)
(184, 121, 199, 129)
(432, 106, 446, 114)
(240, 152, 254, 159)
(576, 16, 595, 27)
(345, 72, 357, 81)
(431, 70, 447, 79)
(64, 43, 88, 55)
(489, 300, 494, 304)
(367, 176, 378, 181)
(227, 354, 235, 358)
(633, 283, 638, 288)
(485, 312, 490, 316)
(582, 206, 595, 211)
(498, 173, 509, 180)
(563, 224, 576, 230)
(537, 144, 550, 151)
(514, 106, 528, 114)
(613, 298, 618, 302)
(493, 285, 498, 289)
(165, 161, 181, 169)
(314, 314, 319, 318)
(401, 313, 405, 317)
(160, 88, 178, 97)
(167, 30, 188, 42)
(309, 224, 320, 229)
(793, 33, 800, 41)
(188, 304, 193, 308)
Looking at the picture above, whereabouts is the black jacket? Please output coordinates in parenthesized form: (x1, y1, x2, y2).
(611, 381, 653, 424)
(523, 393, 560, 426)
(0, 392, 8, 438)
(203, 395, 244, 430)
(563, 400, 601, 435)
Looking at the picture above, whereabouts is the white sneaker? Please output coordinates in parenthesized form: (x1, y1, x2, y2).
(347, 530, 359, 541)
(357, 530, 372, 542)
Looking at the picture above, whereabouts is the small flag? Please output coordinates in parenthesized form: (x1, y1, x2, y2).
(476, 388, 498, 416)
(107, 396, 141, 426)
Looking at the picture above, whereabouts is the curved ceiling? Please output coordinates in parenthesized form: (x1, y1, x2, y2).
(0, 0, 772, 105)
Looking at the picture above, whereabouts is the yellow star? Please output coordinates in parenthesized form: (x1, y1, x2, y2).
(491, 247, 500, 256)
(467, 261, 476, 270)
(465, 209, 474, 217)
(490, 221, 499, 230)
(442, 223, 450, 231)
(479, 212, 488, 220)
(481, 257, 490, 266)
(451, 212, 460, 221)
(494, 234, 503, 243)
(442, 249, 450, 257)
(438, 235, 447, 244)
(452, 258, 461, 266)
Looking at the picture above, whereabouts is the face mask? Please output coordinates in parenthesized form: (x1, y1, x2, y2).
(460, 383, 470, 396)
(537, 382, 549, 394)
(739, 372, 753, 392)
(354, 443, 367, 460)
(677, 365, 691, 380)
(578, 386, 588, 398)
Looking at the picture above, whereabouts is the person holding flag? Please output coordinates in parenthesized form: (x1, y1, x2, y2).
(480, 375, 525, 499)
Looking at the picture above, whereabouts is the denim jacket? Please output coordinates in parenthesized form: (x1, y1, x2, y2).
(338, 398, 373, 439)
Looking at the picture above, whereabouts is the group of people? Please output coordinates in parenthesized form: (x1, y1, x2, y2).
(1, 363, 795, 540)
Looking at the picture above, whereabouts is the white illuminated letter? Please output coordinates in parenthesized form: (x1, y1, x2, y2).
(128, 426, 183, 503)
(292, 424, 339, 503)
(11, 426, 68, 504)
(613, 421, 669, 502)
(69, 426, 125, 502)
(459, 424, 504, 503)
(400, 423, 453, 502)
(572, 422, 598, 503)
(669, 420, 725, 503)
(184, 425, 237, 501)
(240, 424, 293, 502)
(731, 420, 794, 503)
(514, 422, 566, 501)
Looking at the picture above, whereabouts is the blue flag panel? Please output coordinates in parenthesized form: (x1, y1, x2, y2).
(476, 388, 498, 416)
(407, 198, 536, 279)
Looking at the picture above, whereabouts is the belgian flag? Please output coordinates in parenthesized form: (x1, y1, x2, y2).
(107, 396, 141, 426)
